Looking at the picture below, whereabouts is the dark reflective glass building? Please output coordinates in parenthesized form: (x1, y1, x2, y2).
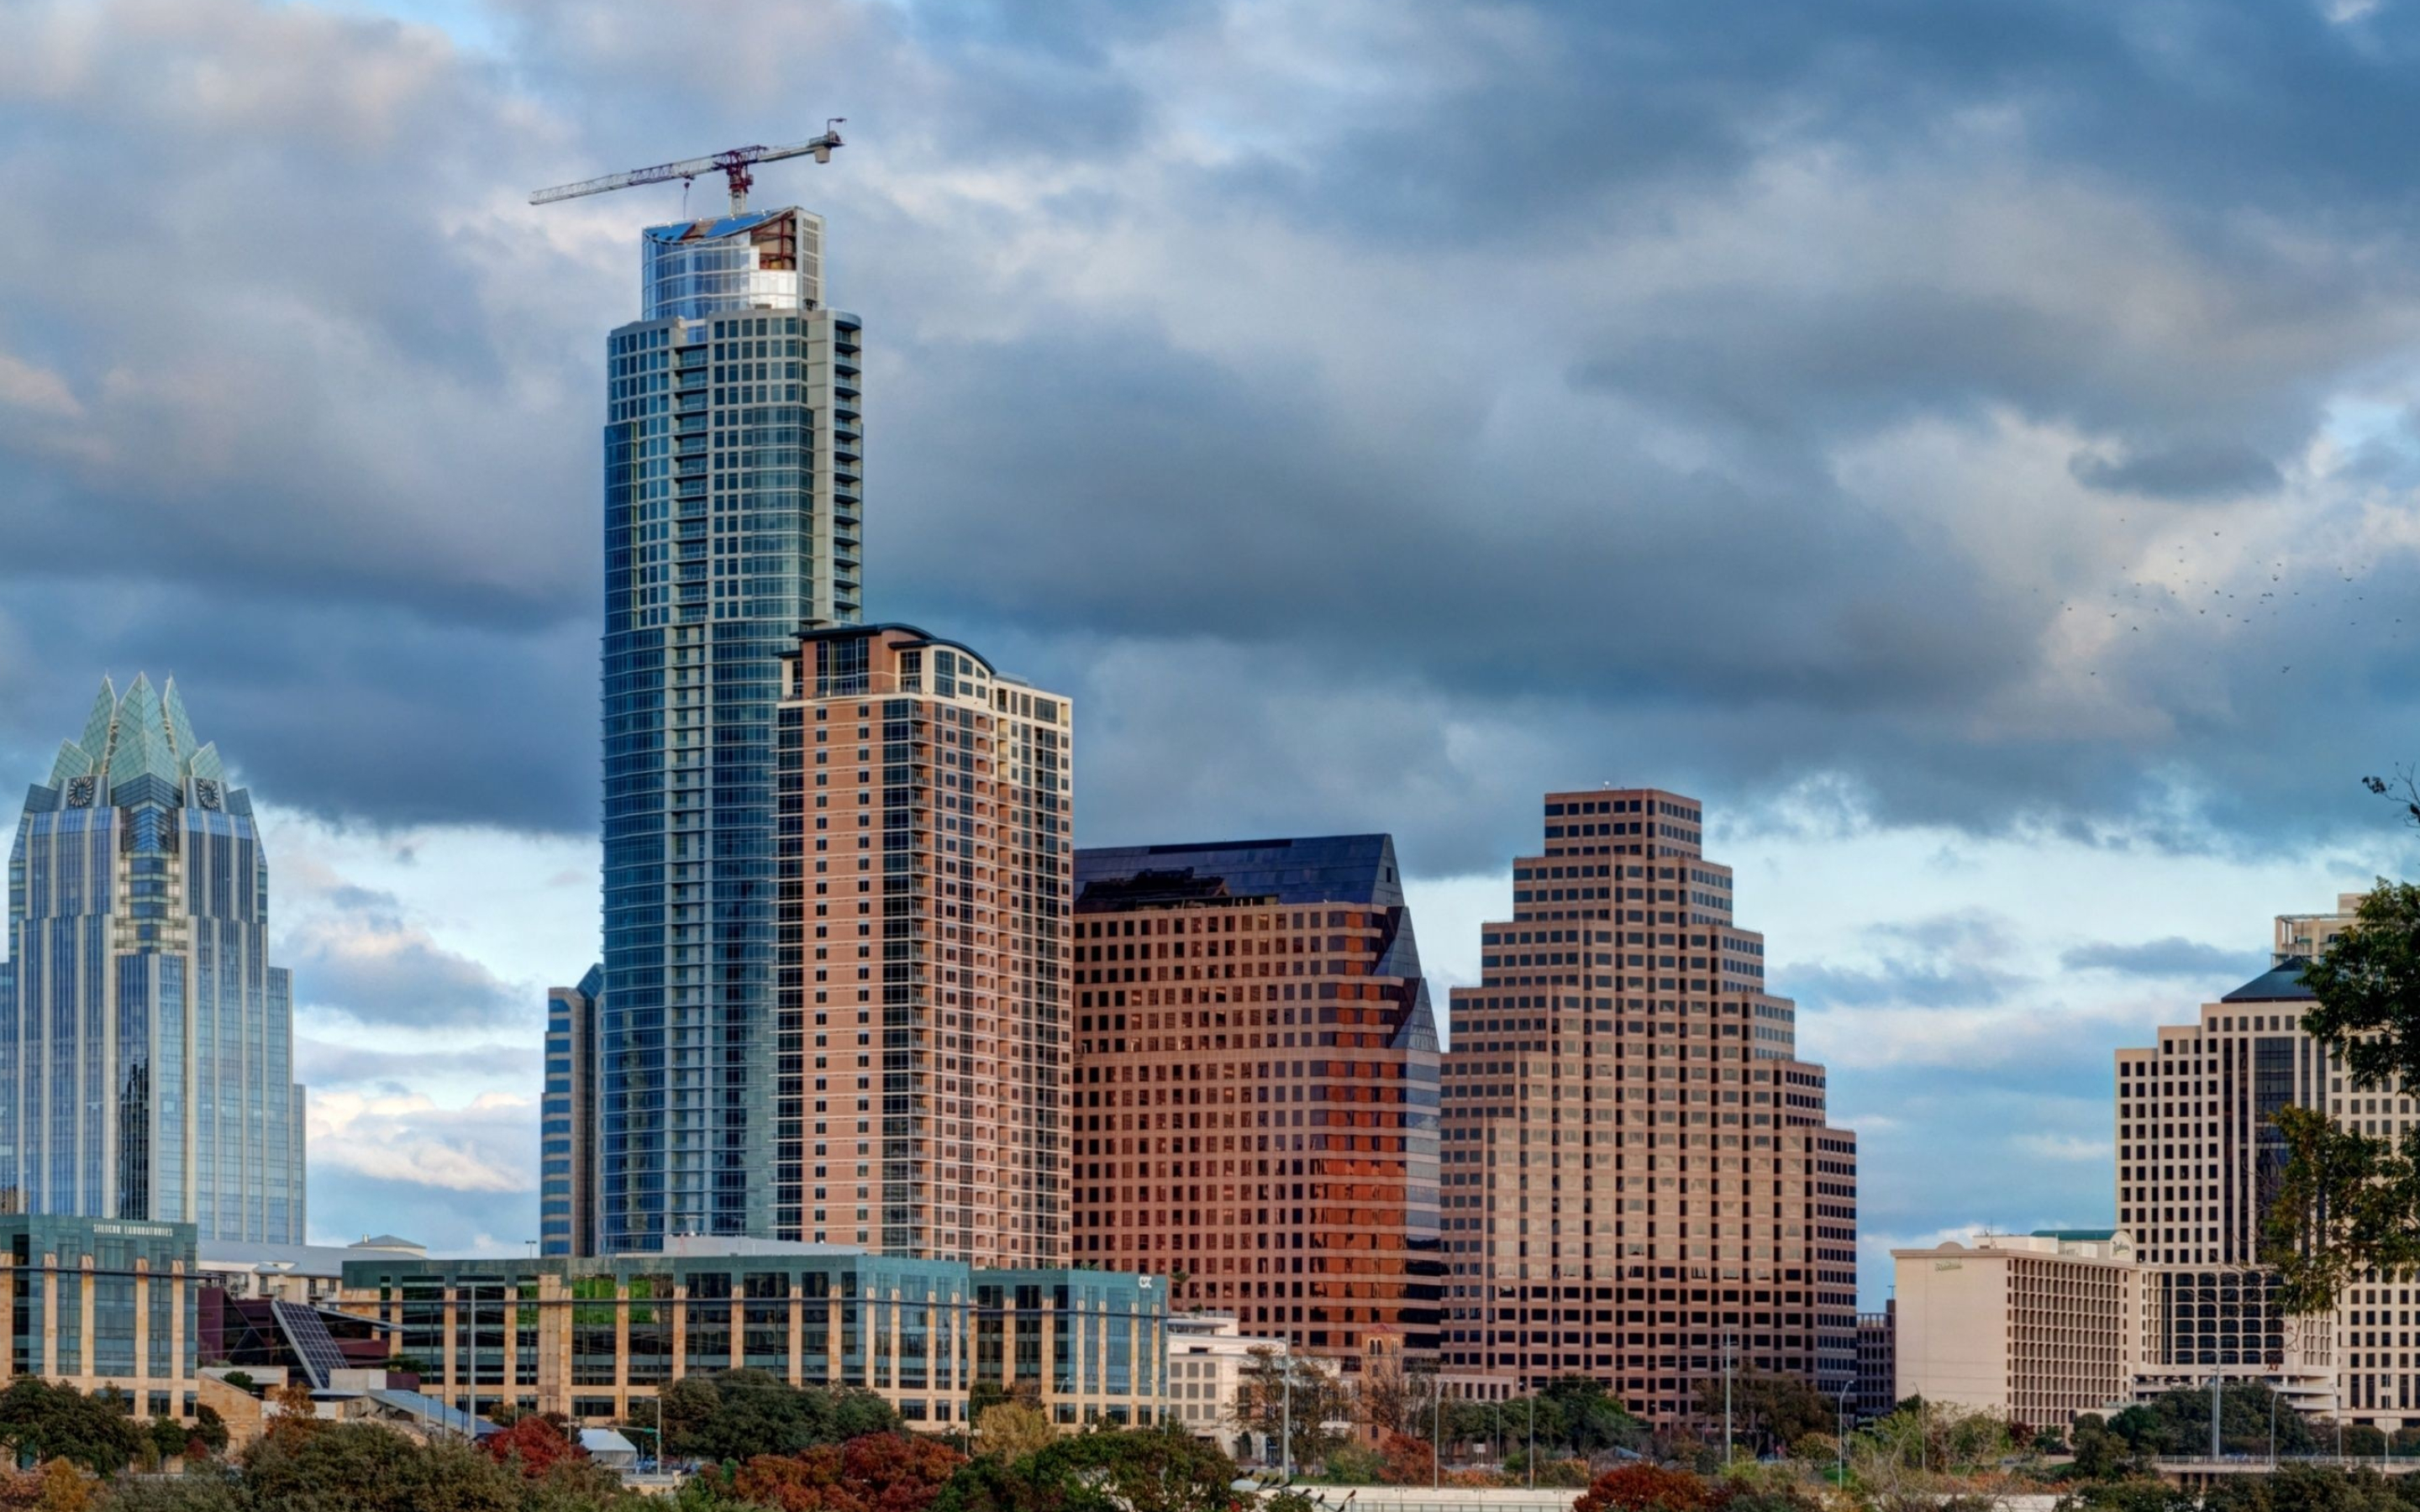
(597, 207, 865, 1251)
(0, 677, 304, 1243)
(1069, 835, 1443, 1374)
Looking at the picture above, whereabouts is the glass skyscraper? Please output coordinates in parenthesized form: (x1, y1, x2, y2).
(598, 207, 863, 1250)
(0, 675, 306, 1243)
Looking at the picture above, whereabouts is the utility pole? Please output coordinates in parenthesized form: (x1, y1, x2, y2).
(2211, 1372, 2222, 1462)
(1526, 1390, 1534, 1489)
(1430, 1371, 1441, 1490)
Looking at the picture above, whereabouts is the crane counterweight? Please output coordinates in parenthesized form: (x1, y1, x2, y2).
(531, 121, 845, 213)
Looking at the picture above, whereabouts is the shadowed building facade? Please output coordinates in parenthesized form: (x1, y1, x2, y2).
(542, 968, 602, 1257)
(771, 625, 1071, 1264)
(596, 207, 865, 1251)
(1440, 788, 1857, 1425)
(1069, 836, 1443, 1375)
(0, 676, 304, 1243)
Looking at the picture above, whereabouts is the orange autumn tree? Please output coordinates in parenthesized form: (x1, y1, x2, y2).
(1571, 1463, 1722, 1512)
(1376, 1431, 1434, 1486)
(734, 1431, 967, 1512)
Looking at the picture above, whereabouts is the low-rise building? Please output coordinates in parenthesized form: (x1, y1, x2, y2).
(1892, 1230, 2136, 1430)
(0, 1215, 203, 1418)
(334, 1241, 1168, 1429)
(1165, 1312, 1289, 1446)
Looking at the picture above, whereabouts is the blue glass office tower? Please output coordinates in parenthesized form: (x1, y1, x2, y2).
(598, 207, 863, 1251)
(0, 675, 306, 1243)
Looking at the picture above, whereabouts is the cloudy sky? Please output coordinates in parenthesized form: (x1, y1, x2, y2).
(8, 0, 2420, 1300)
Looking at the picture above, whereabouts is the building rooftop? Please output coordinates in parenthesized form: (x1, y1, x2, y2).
(1076, 835, 1406, 911)
(2220, 958, 2317, 1003)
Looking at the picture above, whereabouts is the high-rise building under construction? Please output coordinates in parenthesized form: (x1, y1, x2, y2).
(592, 205, 865, 1251)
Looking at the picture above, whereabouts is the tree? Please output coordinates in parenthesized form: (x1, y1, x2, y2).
(1228, 1350, 1351, 1468)
(0, 1383, 146, 1476)
(486, 1414, 587, 1479)
(1376, 1431, 1432, 1486)
(239, 1419, 524, 1512)
(651, 1372, 904, 1464)
(972, 1404, 1055, 1466)
(934, 1425, 1238, 1512)
(1352, 1353, 1434, 1441)
(34, 1462, 88, 1512)
(1571, 1463, 1720, 1512)
(2259, 876, 2420, 1311)
(1688, 1371, 1831, 1457)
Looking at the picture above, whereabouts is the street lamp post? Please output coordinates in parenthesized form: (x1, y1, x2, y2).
(1430, 1373, 1440, 1491)
(1723, 1335, 1735, 1467)
(1280, 1348, 1292, 1481)
(1526, 1391, 1534, 1490)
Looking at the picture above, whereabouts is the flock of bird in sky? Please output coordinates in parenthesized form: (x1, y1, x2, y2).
(2052, 518, 2392, 679)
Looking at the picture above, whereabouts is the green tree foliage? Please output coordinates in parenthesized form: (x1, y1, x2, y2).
(0, 1383, 146, 1476)
(649, 1373, 902, 1464)
(2260, 879, 2420, 1311)
(94, 1473, 248, 1512)
(1441, 1377, 1647, 1462)
(933, 1424, 1238, 1512)
(1687, 1372, 1832, 1457)
(239, 1420, 527, 1512)
(2200, 1463, 2410, 1511)
(2091, 1383, 2316, 1459)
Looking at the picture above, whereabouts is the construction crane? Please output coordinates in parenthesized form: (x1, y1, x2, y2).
(529, 121, 845, 214)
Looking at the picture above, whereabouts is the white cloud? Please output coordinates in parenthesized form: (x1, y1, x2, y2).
(2012, 1131, 2115, 1163)
(308, 1088, 532, 1194)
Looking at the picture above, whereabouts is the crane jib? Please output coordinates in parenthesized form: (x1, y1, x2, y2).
(528, 128, 845, 210)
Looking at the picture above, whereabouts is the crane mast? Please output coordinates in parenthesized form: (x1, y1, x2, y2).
(530, 122, 845, 213)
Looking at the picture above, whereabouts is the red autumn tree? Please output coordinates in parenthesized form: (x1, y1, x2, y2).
(483, 1414, 587, 1479)
(1377, 1431, 1434, 1486)
(1571, 1463, 1721, 1512)
(843, 1431, 965, 1512)
(734, 1432, 967, 1512)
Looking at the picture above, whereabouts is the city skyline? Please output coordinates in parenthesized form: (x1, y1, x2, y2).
(10, 0, 2420, 1308)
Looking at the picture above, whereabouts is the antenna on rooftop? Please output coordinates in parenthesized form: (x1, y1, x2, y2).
(531, 120, 846, 215)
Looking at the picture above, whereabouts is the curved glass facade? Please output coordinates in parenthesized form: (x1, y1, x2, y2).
(598, 208, 863, 1252)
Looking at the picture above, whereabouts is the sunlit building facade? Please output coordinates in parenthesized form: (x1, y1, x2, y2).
(597, 207, 865, 1251)
(771, 625, 1071, 1264)
(1439, 788, 1858, 1426)
(0, 676, 304, 1243)
(1070, 836, 1443, 1374)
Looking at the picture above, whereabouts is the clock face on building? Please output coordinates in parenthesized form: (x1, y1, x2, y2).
(194, 780, 223, 811)
(65, 776, 96, 807)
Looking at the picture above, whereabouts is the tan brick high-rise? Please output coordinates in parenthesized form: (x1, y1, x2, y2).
(1441, 788, 1858, 1425)
(1070, 836, 1444, 1375)
(774, 625, 1071, 1266)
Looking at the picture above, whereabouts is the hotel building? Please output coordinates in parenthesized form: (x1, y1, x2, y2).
(1891, 1231, 2137, 1429)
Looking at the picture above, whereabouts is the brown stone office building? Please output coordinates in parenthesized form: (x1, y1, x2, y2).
(1070, 836, 1443, 1375)
(773, 624, 1073, 1268)
(1441, 789, 1858, 1425)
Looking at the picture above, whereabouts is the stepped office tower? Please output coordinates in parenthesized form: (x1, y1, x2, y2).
(1441, 789, 1858, 1424)
(0, 675, 306, 1242)
(773, 625, 1071, 1264)
(598, 207, 864, 1250)
(1071, 836, 1444, 1373)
